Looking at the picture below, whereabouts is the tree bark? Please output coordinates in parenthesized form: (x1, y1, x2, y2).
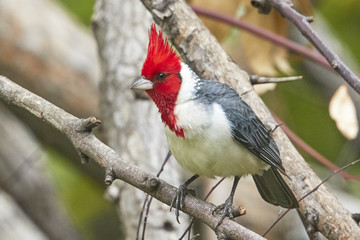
(139, 0, 360, 239)
(92, 0, 189, 239)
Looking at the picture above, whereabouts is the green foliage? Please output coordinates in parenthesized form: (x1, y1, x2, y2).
(318, 0, 360, 64)
(55, 0, 94, 26)
(45, 149, 121, 240)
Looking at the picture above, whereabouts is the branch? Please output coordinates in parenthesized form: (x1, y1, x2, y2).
(0, 75, 266, 240)
(272, 114, 360, 182)
(251, 0, 360, 94)
(138, 0, 360, 239)
(250, 75, 302, 84)
(0, 0, 103, 182)
(263, 159, 360, 237)
(190, 4, 360, 182)
(190, 5, 331, 72)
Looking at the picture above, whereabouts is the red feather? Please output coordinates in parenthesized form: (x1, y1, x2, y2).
(141, 24, 184, 138)
(141, 23, 181, 79)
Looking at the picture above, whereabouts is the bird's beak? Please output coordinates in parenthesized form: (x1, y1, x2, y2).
(130, 77, 154, 90)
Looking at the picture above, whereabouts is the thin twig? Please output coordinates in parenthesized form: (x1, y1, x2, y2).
(0, 54, 265, 240)
(263, 0, 360, 94)
(138, 150, 172, 240)
(272, 113, 360, 182)
(157, 151, 172, 178)
(250, 75, 302, 84)
(263, 158, 360, 237)
(142, 196, 154, 240)
(179, 219, 193, 239)
(190, 5, 331, 72)
(299, 159, 360, 202)
(191, 5, 360, 90)
(136, 194, 150, 240)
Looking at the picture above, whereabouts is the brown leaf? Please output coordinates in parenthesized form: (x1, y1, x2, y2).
(190, 0, 242, 41)
(253, 83, 277, 95)
(239, 0, 293, 76)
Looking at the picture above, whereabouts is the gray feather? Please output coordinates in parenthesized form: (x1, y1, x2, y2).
(194, 79, 284, 173)
(253, 167, 299, 208)
(193, 79, 298, 208)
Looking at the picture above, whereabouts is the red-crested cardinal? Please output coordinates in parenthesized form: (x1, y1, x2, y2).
(131, 24, 298, 228)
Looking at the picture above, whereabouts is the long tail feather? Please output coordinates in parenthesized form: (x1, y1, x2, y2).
(253, 167, 299, 208)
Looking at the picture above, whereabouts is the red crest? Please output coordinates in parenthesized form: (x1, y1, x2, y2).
(141, 24, 181, 80)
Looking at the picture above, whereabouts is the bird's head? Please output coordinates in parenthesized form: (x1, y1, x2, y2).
(131, 24, 184, 137)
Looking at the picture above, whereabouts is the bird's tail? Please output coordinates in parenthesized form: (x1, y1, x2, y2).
(252, 167, 299, 208)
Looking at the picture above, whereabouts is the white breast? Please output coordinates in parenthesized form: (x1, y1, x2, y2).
(165, 101, 269, 178)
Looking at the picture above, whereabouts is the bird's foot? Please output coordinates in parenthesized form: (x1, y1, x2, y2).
(212, 196, 235, 231)
(170, 184, 195, 223)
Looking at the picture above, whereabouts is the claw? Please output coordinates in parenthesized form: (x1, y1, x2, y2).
(212, 176, 240, 231)
(170, 185, 195, 223)
(170, 174, 199, 224)
(212, 196, 235, 230)
(170, 186, 183, 223)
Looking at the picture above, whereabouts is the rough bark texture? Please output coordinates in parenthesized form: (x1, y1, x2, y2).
(0, 103, 80, 240)
(138, 0, 360, 239)
(92, 0, 188, 239)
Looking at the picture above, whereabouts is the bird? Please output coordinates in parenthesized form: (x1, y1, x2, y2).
(130, 24, 299, 229)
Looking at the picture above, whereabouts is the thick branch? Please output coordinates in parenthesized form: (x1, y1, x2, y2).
(139, 0, 360, 239)
(92, 1, 187, 238)
(253, 0, 360, 94)
(0, 76, 265, 240)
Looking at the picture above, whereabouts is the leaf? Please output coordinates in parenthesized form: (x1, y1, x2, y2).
(329, 85, 359, 140)
(253, 83, 277, 95)
(190, 0, 241, 41)
(238, 0, 294, 76)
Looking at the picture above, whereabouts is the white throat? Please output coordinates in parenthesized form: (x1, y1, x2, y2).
(175, 63, 200, 105)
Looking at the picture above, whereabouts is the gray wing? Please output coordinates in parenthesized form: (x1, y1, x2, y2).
(194, 80, 285, 174)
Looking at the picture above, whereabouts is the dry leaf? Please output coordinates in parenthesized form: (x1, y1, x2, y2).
(239, 0, 293, 76)
(190, 0, 242, 41)
(329, 85, 359, 140)
(253, 83, 277, 95)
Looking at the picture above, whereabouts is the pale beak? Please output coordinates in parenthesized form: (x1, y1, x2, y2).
(130, 77, 154, 90)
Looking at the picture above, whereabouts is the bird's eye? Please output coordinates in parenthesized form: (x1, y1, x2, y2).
(157, 73, 166, 81)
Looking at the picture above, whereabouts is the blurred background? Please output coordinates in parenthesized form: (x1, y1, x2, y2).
(0, 0, 359, 239)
